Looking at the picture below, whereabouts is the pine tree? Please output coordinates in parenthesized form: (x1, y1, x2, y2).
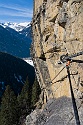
(0, 85, 19, 125)
(17, 77, 32, 116)
(31, 77, 41, 107)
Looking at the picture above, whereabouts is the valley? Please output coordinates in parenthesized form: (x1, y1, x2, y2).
(0, 22, 35, 97)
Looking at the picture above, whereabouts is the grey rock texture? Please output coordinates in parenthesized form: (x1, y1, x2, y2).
(26, 97, 83, 125)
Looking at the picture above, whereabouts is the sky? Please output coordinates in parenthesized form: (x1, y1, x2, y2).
(0, 0, 33, 23)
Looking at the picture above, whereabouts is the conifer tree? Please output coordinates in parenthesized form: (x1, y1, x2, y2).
(31, 77, 41, 107)
(17, 77, 32, 116)
(0, 85, 19, 125)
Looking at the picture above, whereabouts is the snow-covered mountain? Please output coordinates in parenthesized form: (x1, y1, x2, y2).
(0, 22, 31, 32)
(0, 21, 32, 58)
(0, 23, 34, 98)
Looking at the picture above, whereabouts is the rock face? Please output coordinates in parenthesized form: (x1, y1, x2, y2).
(27, 0, 83, 125)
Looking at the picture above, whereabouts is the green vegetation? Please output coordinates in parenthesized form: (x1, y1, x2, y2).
(0, 77, 41, 125)
(0, 25, 32, 58)
(0, 52, 35, 97)
(17, 77, 32, 116)
(31, 78, 41, 107)
(0, 85, 19, 125)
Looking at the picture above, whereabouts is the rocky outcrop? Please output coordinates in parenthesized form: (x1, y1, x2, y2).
(27, 0, 83, 125)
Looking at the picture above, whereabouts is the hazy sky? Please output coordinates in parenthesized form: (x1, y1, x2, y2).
(0, 0, 33, 23)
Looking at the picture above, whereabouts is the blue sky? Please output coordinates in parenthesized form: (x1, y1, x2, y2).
(0, 0, 33, 23)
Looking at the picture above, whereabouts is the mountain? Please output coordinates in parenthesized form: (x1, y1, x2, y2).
(0, 22, 30, 32)
(19, 26, 32, 39)
(0, 52, 35, 98)
(0, 24, 32, 58)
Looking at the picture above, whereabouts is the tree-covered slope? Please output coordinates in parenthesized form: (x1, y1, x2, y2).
(0, 25, 32, 58)
(0, 52, 35, 97)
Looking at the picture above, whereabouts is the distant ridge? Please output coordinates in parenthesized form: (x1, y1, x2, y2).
(0, 22, 31, 32)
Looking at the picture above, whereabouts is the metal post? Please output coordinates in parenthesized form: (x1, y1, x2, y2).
(66, 66, 80, 125)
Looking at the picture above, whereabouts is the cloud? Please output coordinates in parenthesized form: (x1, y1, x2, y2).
(0, 3, 33, 13)
(0, 16, 31, 23)
(0, 10, 32, 18)
(0, 3, 33, 18)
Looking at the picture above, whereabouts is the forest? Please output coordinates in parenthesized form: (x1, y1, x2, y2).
(0, 77, 41, 125)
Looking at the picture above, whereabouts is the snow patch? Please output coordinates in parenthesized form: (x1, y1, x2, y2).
(23, 58, 34, 66)
(0, 82, 5, 90)
(14, 74, 24, 84)
(0, 22, 31, 32)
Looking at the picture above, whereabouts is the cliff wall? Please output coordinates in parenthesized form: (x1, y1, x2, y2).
(27, 0, 83, 124)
